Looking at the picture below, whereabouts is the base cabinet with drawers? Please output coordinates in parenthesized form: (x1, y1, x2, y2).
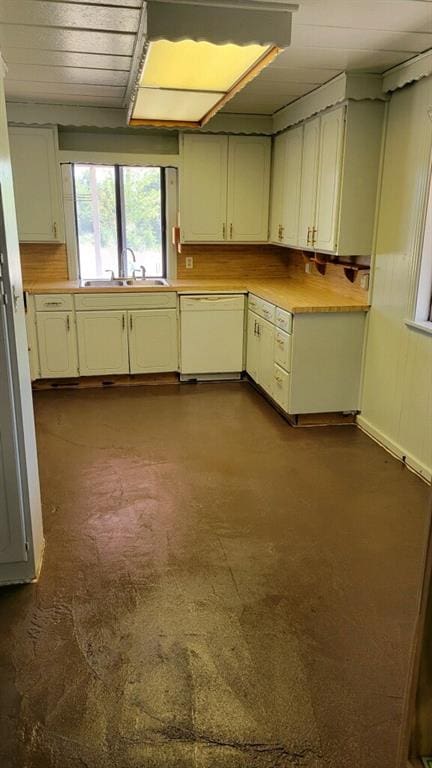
(26, 292, 179, 379)
(246, 293, 366, 416)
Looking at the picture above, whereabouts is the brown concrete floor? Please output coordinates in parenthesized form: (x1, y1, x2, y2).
(0, 382, 430, 768)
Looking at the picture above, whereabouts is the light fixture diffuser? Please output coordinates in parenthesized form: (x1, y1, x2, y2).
(130, 40, 280, 127)
(140, 40, 270, 92)
(127, 0, 298, 127)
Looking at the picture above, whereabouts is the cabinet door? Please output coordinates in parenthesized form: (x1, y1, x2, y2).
(227, 136, 271, 242)
(246, 310, 260, 382)
(282, 125, 303, 246)
(9, 127, 63, 242)
(298, 117, 320, 249)
(270, 133, 287, 243)
(36, 311, 78, 378)
(314, 107, 345, 252)
(129, 310, 178, 374)
(76, 311, 129, 376)
(256, 316, 274, 395)
(180, 134, 228, 242)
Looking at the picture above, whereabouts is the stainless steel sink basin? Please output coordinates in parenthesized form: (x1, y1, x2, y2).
(127, 279, 168, 286)
(82, 279, 128, 287)
(81, 278, 168, 288)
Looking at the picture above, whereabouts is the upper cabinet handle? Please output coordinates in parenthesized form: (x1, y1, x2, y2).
(306, 227, 311, 245)
(222, 223, 226, 240)
(52, 222, 57, 239)
(230, 223, 233, 240)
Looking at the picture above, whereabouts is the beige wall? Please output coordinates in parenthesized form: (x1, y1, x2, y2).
(359, 75, 432, 483)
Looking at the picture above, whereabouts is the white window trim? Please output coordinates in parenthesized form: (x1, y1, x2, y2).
(406, 115, 432, 337)
(60, 162, 178, 282)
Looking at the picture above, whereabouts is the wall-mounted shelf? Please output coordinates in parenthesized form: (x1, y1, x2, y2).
(303, 252, 370, 283)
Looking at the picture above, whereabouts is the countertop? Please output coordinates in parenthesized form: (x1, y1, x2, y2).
(24, 278, 369, 314)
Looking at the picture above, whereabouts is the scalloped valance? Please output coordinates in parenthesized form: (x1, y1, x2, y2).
(383, 49, 432, 93)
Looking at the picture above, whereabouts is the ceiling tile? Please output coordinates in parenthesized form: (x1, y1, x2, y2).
(0, 0, 140, 33)
(6, 64, 129, 87)
(0, 27, 135, 56)
(2, 48, 132, 71)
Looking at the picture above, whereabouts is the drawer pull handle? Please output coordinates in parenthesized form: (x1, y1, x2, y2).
(45, 301, 62, 306)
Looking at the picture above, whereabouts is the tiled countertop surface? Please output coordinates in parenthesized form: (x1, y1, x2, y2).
(24, 277, 369, 314)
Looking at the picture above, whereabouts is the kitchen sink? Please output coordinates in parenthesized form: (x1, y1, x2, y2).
(81, 278, 168, 288)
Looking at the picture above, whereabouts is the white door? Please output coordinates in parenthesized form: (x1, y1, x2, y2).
(0, 300, 27, 564)
(36, 311, 78, 378)
(314, 107, 345, 252)
(129, 310, 178, 373)
(269, 133, 287, 243)
(180, 134, 228, 242)
(256, 316, 275, 396)
(298, 117, 320, 249)
(227, 136, 271, 242)
(246, 310, 260, 382)
(76, 311, 129, 376)
(282, 125, 303, 246)
(9, 126, 62, 242)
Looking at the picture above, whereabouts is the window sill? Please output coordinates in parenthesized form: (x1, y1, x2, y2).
(405, 319, 432, 336)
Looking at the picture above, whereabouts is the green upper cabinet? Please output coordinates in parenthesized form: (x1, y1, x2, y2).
(9, 126, 64, 243)
(180, 133, 271, 243)
(270, 100, 385, 257)
(271, 125, 303, 248)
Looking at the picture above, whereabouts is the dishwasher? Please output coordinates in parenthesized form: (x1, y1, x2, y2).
(180, 294, 245, 380)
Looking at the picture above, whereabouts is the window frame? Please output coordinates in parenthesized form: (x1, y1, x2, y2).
(72, 162, 167, 280)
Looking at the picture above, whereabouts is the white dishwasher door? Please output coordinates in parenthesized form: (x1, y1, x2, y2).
(180, 294, 245, 374)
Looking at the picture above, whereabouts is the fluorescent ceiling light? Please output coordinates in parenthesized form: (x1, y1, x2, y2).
(130, 39, 279, 127)
(140, 40, 269, 92)
(133, 88, 224, 123)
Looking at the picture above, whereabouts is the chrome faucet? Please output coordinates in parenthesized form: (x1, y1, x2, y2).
(132, 265, 146, 279)
(126, 247, 136, 262)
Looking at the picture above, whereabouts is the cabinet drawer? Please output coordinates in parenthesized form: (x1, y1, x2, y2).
(272, 363, 290, 412)
(274, 328, 292, 372)
(248, 294, 275, 323)
(275, 307, 293, 334)
(74, 292, 177, 311)
(35, 293, 73, 311)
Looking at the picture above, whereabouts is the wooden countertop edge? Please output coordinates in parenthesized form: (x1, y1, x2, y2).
(23, 280, 370, 314)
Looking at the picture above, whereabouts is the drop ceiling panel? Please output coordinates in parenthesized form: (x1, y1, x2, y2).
(2, 49, 131, 72)
(296, 0, 432, 33)
(0, 0, 140, 33)
(5, 81, 125, 99)
(0, 27, 135, 56)
(292, 25, 432, 53)
(6, 64, 129, 87)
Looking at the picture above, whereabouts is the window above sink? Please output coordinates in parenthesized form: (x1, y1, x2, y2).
(73, 164, 166, 281)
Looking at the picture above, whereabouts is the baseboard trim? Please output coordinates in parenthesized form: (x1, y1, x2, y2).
(357, 415, 431, 484)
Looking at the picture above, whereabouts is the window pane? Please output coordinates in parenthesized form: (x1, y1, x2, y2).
(74, 165, 118, 279)
(122, 167, 164, 277)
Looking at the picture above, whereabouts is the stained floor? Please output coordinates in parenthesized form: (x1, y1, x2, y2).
(0, 382, 430, 768)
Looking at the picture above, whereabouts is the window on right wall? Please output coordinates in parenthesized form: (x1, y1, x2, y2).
(413, 165, 432, 329)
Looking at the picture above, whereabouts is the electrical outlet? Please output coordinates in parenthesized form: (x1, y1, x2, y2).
(360, 272, 370, 290)
(185, 256, 193, 269)
(305, 262, 313, 274)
